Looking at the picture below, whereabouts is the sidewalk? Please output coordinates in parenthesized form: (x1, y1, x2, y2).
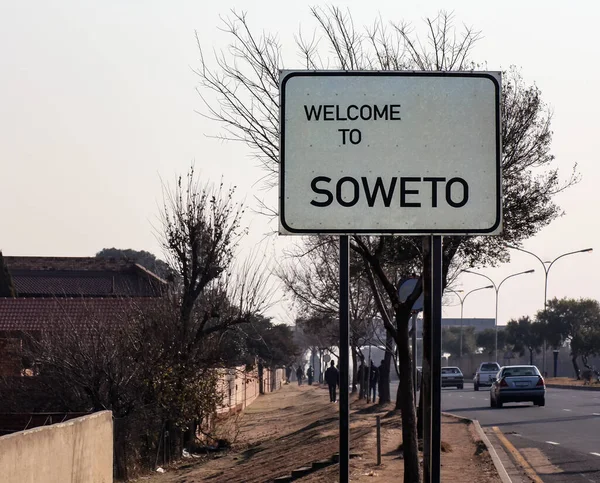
(139, 383, 503, 482)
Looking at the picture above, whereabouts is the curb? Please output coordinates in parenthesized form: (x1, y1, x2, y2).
(546, 383, 600, 391)
(443, 412, 512, 483)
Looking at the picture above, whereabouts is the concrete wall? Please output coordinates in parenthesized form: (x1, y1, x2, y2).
(449, 348, 600, 379)
(216, 366, 258, 414)
(216, 366, 285, 416)
(0, 410, 113, 483)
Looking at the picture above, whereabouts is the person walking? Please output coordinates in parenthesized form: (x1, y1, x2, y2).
(369, 360, 379, 403)
(296, 366, 304, 386)
(357, 358, 367, 399)
(285, 365, 292, 384)
(307, 365, 314, 386)
(325, 360, 339, 403)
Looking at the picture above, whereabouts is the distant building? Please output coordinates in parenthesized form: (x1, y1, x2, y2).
(0, 256, 167, 376)
(4, 256, 165, 298)
(414, 317, 495, 337)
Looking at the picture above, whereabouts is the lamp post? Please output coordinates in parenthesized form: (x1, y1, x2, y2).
(447, 286, 494, 357)
(506, 246, 593, 375)
(463, 269, 535, 363)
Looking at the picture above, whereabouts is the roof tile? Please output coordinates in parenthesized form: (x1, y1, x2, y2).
(0, 298, 153, 331)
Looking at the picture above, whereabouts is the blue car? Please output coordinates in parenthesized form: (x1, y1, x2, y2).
(490, 365, 546, 408)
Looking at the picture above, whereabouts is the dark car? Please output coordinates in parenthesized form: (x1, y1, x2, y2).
(490, 365, 546, 408)
(441, 366, 464, 389)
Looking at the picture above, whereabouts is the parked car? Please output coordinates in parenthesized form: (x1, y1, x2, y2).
(441, 366, 464, 389)
(490, 365, 546, 408)
(473, 362, 501, 391)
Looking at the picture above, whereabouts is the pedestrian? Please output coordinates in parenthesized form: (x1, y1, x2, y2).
(307, 365, 314, 386)
(369, 360, 379, 403)
(357, 358, 367, 399)
(296, 366, 304, 386)
(285, 365, 292, 384)
(325, 360, 339, 402)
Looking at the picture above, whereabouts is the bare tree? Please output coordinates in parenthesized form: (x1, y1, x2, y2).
(0, 298, 199, 479)
(278, 236, 379, 392)
(0, 251, 16, 297)
(1, 167, 276, 478)
(195, 8, 578, 482)
(159, 166, 276, 447)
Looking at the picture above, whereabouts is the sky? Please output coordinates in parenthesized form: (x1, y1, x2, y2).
(1, 1, 599, 326)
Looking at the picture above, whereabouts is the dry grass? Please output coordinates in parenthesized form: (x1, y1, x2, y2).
(546, 377, 600, 387)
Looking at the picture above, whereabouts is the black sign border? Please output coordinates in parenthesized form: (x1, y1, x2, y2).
(279, 71, 502, 235)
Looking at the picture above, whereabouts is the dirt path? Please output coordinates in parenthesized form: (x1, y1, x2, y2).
(136, 383, 501, 482)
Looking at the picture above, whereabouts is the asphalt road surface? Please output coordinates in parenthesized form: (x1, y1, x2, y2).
(391, 381, 600, 482)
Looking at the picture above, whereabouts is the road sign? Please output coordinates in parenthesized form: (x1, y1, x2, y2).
(398, 277, 424, 312)
(279, 71, 502, 235)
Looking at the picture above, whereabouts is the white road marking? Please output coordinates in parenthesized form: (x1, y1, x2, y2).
(590, 452, 600, 457)
(545, 441, 560, 445)
(563, 409, 572, 412)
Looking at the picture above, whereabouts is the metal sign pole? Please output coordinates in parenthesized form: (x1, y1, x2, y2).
(412, 312, 418, 402)
(430, 235, 443, 483)
(339, 235, 350, 481)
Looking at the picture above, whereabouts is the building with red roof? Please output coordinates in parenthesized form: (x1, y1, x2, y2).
(0, 256, 167, 375)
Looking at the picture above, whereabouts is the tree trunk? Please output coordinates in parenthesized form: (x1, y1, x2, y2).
(351, 343, 358, 393)
(529, 348, 533, 366)
(319, 349, 323, 383)
(258, 362, 264, 394)
(416, 379, 424, 439)
(395, 315, 420, 483)
(572, 353, 581, 380)
(380, 331, 394, 404)
(113, 417, 128, 480)
(183, 422, 196, 449)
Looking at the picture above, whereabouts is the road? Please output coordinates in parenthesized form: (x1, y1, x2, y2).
(391, 381, 600, 481)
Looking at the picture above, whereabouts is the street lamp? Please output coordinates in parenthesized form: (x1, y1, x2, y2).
(506, 245, 593, 375)
(447, 286, 494, 357)
(463, 269, 535, 363)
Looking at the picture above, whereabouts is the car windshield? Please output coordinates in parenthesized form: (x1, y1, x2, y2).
(442, 368, 461, 374)
(502, 366, 539, 377)
(481, 363, 500, 371)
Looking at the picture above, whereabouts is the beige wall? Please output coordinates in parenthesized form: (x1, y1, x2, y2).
(216, 366, 286, 415)
(0, 410, 113, 483)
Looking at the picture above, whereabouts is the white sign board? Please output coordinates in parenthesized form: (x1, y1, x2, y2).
(279, 71, 501, 235)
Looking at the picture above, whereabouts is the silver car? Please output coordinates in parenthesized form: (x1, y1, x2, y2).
(490, 365, 546, 408)
(441, 366, 464, 389)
